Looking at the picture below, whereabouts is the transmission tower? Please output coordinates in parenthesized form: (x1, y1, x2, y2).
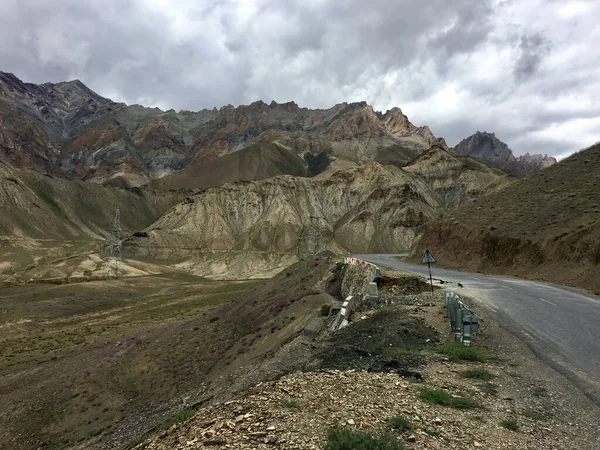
(104, 207, 123, 278)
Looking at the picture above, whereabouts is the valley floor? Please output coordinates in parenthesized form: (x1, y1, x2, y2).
(0, 272, 259, 449)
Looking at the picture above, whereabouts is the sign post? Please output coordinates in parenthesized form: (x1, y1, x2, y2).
(420, 248, 437, 295)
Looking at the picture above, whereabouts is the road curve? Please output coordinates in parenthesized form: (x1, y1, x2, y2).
(354, 254, 600, 405)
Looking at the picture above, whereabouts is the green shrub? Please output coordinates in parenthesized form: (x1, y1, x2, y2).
(209, 316, 220, 323)
(281, 398, 302, 410)
(500, 419, 519, 431)
(521, 408, 546, 421)
(459, 368, 494, 380)
(419, 388, 478, 409)
(386, 347, 423, 357)
(390, 414, 412, 431)
(325, 427, 404, 450)
(439, 342, 487, 362)
(162, 408, 196, 429)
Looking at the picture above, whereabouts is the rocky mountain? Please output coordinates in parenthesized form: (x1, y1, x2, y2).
(516, 152, 557, 171)
(128, 146, 510, 278)
(0, 72, 447, 188)
(411, 142, 600, 292)
(453, 131, 556, 175)
(0, 143, 509, 280)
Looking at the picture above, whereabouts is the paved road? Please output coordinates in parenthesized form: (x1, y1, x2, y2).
(354, 254, 600, 404)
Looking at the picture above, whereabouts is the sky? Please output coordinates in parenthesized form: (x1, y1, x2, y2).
(0, 0, 598, 159)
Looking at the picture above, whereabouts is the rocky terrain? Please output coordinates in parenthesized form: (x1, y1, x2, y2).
(2, 72, 555, 190)
(453, 131, 556, 175)
(138, 270, 600, 450)
(0, 255, 353, 450)
(128, 146, 510, 278)
(412, 142, 600, 293)
(0, 143, 509, 282)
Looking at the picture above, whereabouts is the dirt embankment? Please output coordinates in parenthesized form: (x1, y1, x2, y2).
(411, 221, 600, 294)
(410, 143, 600, 294)
(0, 257, 342, 450)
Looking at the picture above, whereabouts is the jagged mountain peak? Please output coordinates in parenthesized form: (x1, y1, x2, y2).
(453, 131, 556, 175)
(516, 152, 557, 171)
(453, 131, 515, 164)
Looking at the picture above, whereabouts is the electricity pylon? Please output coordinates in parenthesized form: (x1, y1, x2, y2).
(104, 208, 123, 278)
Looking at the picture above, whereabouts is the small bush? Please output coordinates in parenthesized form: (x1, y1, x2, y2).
(500, 419, 519, 431)
(386, 348, 423, 357)
(209, 316, 220, 323)
(439, 342, 487, 362)
(460, 368, 494, 380)
(281, 398, 302, 410)
(419, 388, 478, 409)
(390, 414, 412, 431)
(521, 408, 547, 421)
(162, 408, 196, 429)
(325, 427, 404, 450)
(532, 386, 548, 397)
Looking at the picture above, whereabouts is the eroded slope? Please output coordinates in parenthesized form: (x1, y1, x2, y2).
(412, 142, 600, 292)
(129, 147, 510, 278)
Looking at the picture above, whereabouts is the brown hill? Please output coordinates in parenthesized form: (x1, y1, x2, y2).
(129, 147, 510, 278)
(148, 142, 307, 190)
(0, 161, 184, 278)
(411, 142, 600, 292)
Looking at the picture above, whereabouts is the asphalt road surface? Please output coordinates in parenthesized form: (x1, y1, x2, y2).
(354, 254, 600, 405)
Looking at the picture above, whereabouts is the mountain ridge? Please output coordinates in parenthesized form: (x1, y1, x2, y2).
(1, 71, 557, 191)
(1, 72, 448, 187)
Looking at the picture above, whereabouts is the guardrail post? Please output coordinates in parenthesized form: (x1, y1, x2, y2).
(449, 295, 456, 333)
(454, 305, 463, 342)
(444, 292, 449, 318)
(462, 313, 472, 347)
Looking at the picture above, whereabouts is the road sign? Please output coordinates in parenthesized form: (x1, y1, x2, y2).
(421, 249, 437, 264)
(420, 249, 436, 295)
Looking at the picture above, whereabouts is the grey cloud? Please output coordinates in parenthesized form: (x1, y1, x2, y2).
(514, 33, 551, 81)
(0, 0, 598, 158)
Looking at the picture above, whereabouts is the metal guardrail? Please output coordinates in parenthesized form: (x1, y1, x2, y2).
(329, 258, 381, 331)
(445, 292, 480, 346)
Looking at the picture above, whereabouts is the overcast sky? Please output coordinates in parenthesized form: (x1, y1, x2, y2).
(1, 0, 598, 158)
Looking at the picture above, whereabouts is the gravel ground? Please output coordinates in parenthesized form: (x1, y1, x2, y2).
(138, 270, 600, 449)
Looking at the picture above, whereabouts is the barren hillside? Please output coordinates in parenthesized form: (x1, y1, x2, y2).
(411, 142, 600, 292)
(0, 161, 184, 278)
(129, 147, 511, 278)
(147, 142, 307, 190)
